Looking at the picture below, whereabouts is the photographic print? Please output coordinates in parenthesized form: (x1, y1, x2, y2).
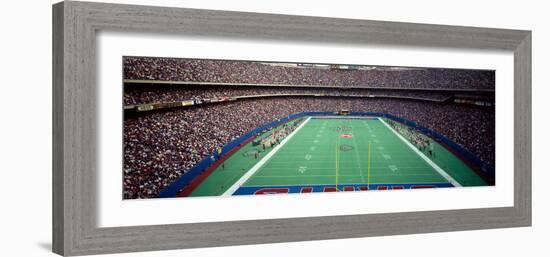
(122, 57, 495, 199)
(52, 3, 531, 254)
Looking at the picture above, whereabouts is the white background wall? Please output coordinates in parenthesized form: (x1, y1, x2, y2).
(0, 0, 547, 256)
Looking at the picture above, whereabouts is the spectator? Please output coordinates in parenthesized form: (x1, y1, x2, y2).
(123, 57, 495, 90)
(123, 97, 494, 199)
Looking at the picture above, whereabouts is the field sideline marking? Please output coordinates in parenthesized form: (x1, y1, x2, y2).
(221, 117, 312, 196)
(378, 118, 462, 187)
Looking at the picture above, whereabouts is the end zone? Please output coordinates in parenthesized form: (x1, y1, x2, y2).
(233, 183, 454, 195)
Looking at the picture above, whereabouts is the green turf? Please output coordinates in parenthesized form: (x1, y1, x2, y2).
(385, 119, 487, 186)
(189, 121, 296, 196)
(190, 116, 487, 197)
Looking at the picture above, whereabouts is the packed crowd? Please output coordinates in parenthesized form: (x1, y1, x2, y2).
(123, 84, 455, 105)
(123, 97, 495, 199)
(123, 57, 495, 90)
(387, 120, 432, 152)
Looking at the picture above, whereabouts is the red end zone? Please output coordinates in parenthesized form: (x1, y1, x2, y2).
(231, 183, 454, 195)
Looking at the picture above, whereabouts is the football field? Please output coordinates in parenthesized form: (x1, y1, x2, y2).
(189, 116, 487, 197)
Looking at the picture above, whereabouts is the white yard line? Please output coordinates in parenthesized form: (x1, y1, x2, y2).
(238, 181, 454, 187)
(378, 118, 462, 187)
(261, 166, 436, 170)
(254, 174, 442, 178)
(221, 117, 312, 196)
(352, 121, 366, 183)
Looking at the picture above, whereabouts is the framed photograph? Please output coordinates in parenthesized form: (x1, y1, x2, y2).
(53, 1, 531, 256)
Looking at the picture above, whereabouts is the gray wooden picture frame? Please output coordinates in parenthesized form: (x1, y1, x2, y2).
(52, 1, 531, 256)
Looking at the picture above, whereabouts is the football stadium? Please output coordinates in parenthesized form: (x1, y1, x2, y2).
(123, 57, 495, 199)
